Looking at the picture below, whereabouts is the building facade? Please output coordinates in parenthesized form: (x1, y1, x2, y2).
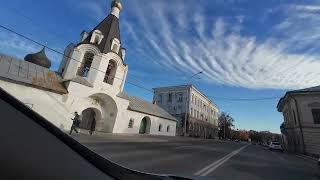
(153, 85, 219, 138)
(277, 86, 320, 157)
(0, 0, 176, 136)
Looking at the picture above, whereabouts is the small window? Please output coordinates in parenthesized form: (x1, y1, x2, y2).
(157, 94, 163, 103)
(128, 118, 134, 128)
(312, 109, 320, 124)
(111, 38, 120, 53)
(292, 110, 297, 125)
(168, 93, 172, 102)
(90, 30, 103, 44)
(94, 36, 100, 44)
(159, 124, 162, 132)
(178, 93, 183, 102)
(167, 125, 170, 132)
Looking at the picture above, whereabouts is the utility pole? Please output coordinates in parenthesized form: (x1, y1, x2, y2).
(183, 71, 202, 136)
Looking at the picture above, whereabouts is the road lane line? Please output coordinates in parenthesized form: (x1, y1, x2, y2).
(194, 145, 248, 176)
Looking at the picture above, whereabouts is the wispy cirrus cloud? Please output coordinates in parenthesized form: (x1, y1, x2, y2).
(119, 1, 320, 89)
(3, 0, 320, 90)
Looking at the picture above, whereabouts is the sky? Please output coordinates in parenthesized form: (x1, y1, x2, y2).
(1, 0, 320, 133)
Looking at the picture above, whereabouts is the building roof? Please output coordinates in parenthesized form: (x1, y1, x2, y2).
(0, 53, 67, 94)
(24, 47, 51, 69)
(62, 77, 93, 88)
(289, 85, 320, 93)
(277, 85, 320, 111)
(117, 92, 177, 121)
(79, 14, 123, 60)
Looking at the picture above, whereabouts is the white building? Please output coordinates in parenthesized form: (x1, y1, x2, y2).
(0, 0, 176, 136)
(278, 86, 320, 157)
(153, 85, 219, 138)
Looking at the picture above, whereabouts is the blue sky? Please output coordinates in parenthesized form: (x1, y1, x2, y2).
(2, 0, 320, 133)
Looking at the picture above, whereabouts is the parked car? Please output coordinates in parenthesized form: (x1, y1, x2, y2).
(269, 142, 283, 152)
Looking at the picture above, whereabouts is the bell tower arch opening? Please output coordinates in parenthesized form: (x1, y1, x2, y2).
(77, 52, 94, 77)
(104, 60, 117, 85)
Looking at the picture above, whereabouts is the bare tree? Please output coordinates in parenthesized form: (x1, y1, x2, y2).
(218, 112, 235, 139)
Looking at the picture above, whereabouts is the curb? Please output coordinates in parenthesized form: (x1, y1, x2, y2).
(296, 154, 318, 162)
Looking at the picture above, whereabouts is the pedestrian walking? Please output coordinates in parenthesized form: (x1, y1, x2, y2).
(89, 116, 96, 135)
(69, 112, 80, 135)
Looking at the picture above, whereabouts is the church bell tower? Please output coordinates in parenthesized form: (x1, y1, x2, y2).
(58, 0, 128, 94)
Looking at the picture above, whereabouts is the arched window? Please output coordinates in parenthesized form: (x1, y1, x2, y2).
(77, 52, 94, 77)
(167, 125, 170, 132)
(158, 124, 162, 132)
(90, 30, 103, 45)
(104, 60, 117, 85)
(128, 118, 134, 128)
(111, 38, 120, 53)
(94, 36, 100, 44)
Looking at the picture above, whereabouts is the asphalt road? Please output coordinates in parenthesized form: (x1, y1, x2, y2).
(72, 133, 320, 180)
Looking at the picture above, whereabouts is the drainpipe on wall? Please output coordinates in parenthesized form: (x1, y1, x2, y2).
(291, 95, 306, 154)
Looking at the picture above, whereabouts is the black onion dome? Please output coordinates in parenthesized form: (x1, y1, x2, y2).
(24, 47, 51, 68)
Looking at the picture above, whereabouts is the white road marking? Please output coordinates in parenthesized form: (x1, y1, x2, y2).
(194, 145, 248, 176)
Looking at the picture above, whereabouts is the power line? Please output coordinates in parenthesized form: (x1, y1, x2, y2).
(3, 6, 151, 86)
(0, 24, 285, 101)
(0, 24, 154, 94)
(208, 96, 281, 101)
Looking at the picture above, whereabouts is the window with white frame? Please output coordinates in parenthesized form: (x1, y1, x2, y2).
(177, 93, 183, 102)
(111, 38, 121, 53)
(90, 30, 104, 44)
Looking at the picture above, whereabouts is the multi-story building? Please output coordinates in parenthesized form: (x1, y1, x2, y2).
(277, 85, 320, 157)
(153, 85, 219, 138)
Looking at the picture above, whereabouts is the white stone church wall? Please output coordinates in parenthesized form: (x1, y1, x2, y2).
(112, 109, 176, 136)
(0, 80, 73, 130)
(0, 79, 176, 136)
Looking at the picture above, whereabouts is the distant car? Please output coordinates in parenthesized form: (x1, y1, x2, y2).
(269, 142, 283, 152)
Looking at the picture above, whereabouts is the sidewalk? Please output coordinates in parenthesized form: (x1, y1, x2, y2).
(67, 129, 220, 143)
(296, 154, 319, 162)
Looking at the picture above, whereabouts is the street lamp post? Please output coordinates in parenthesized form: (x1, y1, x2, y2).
(183, 71, 203, 136)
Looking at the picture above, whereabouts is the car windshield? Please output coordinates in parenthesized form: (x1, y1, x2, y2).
(1, 0, 320, 180)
